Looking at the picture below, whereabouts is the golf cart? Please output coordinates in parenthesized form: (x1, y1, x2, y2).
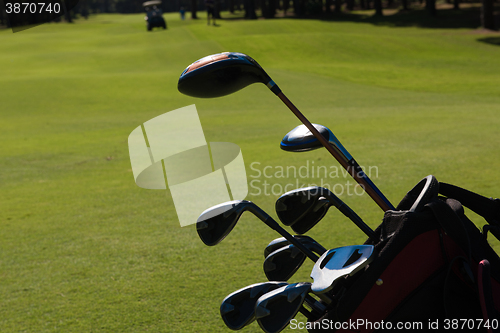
(143, 0, 166, 31)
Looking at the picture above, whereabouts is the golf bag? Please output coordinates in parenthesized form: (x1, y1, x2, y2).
(309, 175, 500, 333)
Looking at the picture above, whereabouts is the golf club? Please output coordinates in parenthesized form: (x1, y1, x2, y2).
(276, 186, 376, 238)
(264, 242, 326, 281)
(310, 245, 375, 294)
(280, 123, 346, 153)
(220, 281, 288, 330)
(280, 123, 395, 212)
(178, 52, 395, 212)
(196, 200, 320, 262)
(255, 282, 325, 333)
(263, 235, 324, 258)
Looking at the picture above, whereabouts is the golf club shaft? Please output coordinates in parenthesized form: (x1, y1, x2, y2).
(334, 201, 376, 239)
(265, 239, 327, 259)
(308, 292, 332, 305)
(298, 297, 324, 320)
(298, 307, 312, 320)
(299, 294, 330, 320)
(249, 206, 320, 262)
(270, 223, 320, 262)
(306, 296, 328, 312)
(275, 91, 395, 212)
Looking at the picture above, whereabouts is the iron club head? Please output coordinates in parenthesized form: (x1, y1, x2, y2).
(264, 242, 326, 281)
(196, 200, 320, 261)
(276, 186, 375, 238)
(275, 186, 336, 230)
(255, 282, 315, 333)
(220, 281, 287, 330)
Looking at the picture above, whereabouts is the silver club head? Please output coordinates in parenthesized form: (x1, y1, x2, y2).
(280, 124, 352, 161)
(220, 281, 287, 330)
(311, 245, 375, 294)
(280, 124, 333, 152)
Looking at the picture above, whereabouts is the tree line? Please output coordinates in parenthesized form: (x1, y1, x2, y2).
(0, 0, 497, 30)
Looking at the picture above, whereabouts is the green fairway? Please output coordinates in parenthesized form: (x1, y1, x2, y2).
(1, 11, 500, 332)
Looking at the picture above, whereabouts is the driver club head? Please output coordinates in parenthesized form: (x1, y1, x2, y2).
(220, 281, 287, 330)
(264, 242, 326, 281)
(178, 52, 272, 98)
(311, 245, 375, 294)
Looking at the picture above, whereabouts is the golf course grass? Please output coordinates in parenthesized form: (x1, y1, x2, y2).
(1, 9, 500, 332)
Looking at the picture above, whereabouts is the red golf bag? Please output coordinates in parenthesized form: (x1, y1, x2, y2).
(308, 175, 500, 333)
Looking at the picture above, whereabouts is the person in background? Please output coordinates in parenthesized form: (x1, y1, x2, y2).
(204, 0, 215, 25)
(180, 6, 186, 20)
(145, 6, 153, 20)
(152, 5, 162, 16)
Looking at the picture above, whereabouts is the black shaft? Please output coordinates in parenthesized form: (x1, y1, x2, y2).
(321, 188, 376, 239)
(335, 201, 376, 239)
(250, 205, 320, 262)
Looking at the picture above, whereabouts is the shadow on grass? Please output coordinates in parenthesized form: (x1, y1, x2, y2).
(222, 4, 498, 31)
(325, 7, 484, 29)
(477, 36, 500, 46)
